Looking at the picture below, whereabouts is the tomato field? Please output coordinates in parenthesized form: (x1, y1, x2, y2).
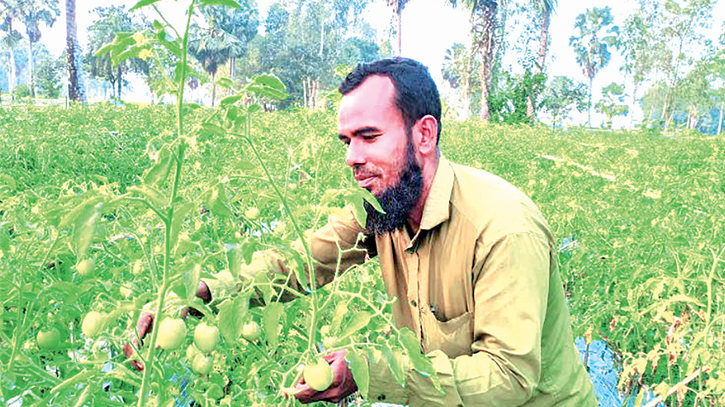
(2, 1, 725, 404)
(1, 100, 724, 406)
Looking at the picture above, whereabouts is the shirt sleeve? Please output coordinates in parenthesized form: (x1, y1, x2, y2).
(366, 231, 551, 407)
(202, 208, 369, 304)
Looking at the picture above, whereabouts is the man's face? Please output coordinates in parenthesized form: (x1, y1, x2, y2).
(338, 75, 423, 234)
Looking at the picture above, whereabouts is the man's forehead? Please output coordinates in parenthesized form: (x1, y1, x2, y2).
(338, 75, 397, 122)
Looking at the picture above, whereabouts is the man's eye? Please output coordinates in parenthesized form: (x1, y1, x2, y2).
(362, 133, 379, 141)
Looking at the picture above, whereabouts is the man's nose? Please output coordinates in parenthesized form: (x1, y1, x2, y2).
(345, 138, 366, 167)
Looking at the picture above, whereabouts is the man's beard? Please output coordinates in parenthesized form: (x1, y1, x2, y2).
(364, 143, 423, 235)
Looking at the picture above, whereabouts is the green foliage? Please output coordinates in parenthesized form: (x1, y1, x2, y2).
(595, 82, 629, 129)
(539, 75, 588, 126)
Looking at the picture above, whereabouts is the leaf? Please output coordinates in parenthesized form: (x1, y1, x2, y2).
(143, 145, 174, 187)
(343, 187, 383, 227)
(72, 201, 101, 259)
(199, 122, 226, 136)
(170, 201, 195, 252)
(209, 182, 233, 218)
(216, 77, 235, 90)
(247, 104, 262, 114)
(226, 243, 243, 277)
(345, 350, 369, 396)
(127, 185, 166, 209)
(253, 74, 286, 91)
(381, 343, 406, 387)
(329, 299, 349, 334)
(339, 310, 371, 340)
(220, 95, 242, 107)
(199, 0, 242, 8)
(254, 272, 274, 305)
(262, 302, 284, 349)
(241, 239, 263, 265)
(398, 328, 442, 393)
(0, 174, 16, 190)
(216, 293, 250, 343)
(183, 262, 201, 302)
(129, 0, 163, 12)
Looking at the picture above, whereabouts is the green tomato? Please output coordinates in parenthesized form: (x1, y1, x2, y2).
(37, 327, 61, 350)
(241, 321, 261, 342)
(245, 207, 260, 220)
(192, 354, 212, 375)
(193, 322, 220, 353)
(157, 318, 187, 350)
(303, 359, 333, 392)
(81, 311, 105, 338)
(76, 258, 95, 276)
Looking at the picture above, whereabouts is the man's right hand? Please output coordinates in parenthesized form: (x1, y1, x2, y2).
(124, 281, 212, 371)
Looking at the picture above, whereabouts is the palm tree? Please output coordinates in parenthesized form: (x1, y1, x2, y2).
(526, 0, 555, 121)
(386, 0, 411, 56)
(448, 0, 500, 120)
(20, 0, 59, 97)
(569, 6, 618, 127)
(65, 0, 83, 101)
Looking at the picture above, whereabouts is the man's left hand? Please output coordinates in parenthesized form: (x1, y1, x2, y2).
(295, 350, 358, 404)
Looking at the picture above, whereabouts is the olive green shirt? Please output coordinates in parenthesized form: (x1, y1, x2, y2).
(207, 157, 597, 406)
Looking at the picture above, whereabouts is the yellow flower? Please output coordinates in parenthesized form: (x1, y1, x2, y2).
(139, 48, 153, 61)
(133, 32, 146, 47)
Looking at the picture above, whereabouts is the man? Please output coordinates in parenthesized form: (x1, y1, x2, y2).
(138, 58, 597, 406)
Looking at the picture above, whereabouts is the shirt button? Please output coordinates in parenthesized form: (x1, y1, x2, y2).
(410, 300, 417, 307)
(377, 394, 386, 401)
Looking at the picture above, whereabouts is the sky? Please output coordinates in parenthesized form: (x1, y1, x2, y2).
(36, 0, 725, 127)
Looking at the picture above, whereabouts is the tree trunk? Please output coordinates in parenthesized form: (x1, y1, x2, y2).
(28, 40, 35, 98)
(527, 6, 550, 121)
(395, 6, 402, 56)
(66, 0, 82, 102)
(8, 47, 16, 96)
(587, 76, 593, 127)
(211, 71, 216, 107)
(630, 82, 639, 129)
(117, 63, 122, 99)
(473, 2, 498, 121)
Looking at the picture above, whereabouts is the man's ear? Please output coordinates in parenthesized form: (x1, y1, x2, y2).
(413, 115, 438, 155)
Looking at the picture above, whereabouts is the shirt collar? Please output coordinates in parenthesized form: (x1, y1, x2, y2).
(419, 156, 454, 231)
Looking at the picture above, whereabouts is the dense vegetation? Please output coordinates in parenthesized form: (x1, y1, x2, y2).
(1, 103, 723, 406)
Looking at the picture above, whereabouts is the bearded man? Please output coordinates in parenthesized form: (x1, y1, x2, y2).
(136, 58, 598, 406)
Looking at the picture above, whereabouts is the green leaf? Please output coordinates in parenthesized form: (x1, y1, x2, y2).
(254, 272, 274, 305)
(216, 293, 250, 343)
(199, 0, 242, 7)
(200, 122, 226, 136)
(170, 201, 195, 252)
(329, 299, 349, 334)
(226, 243, 243, 277)
(345, 350, 369, 396)
(397, 328, 442, 393)
(0, 174, 16, 190)
(220, 95, 242, 107)
(381, 343, 406, 387)
(72, 200, 101, 259)
(339, 310, 371, 340)
(253, 74, 286, 91)
(209, 182, 233, 218)
(216, 77, 235, 90)
(127, 185, 166, 209)
(183, 262, 201, 302)
(241, 239, 263, 265)
(143, 145, 174, 187)
(343, 187, 383, 227)
(129, 0, 163, 12)
(247, 104, 262, 114)
(262, 302, 284, 349)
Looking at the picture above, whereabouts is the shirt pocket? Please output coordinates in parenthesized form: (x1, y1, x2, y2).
(420, 308, 473, 359)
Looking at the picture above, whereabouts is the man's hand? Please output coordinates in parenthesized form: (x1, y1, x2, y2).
(125, 281, 212, 371)
(294, 350, 358, 404)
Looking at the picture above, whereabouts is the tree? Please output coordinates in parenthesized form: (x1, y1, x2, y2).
(188, 0, 259, 106)
(65, 0, 83, 101)
(539, 75, 587, 127)
(568, 6, 618, 127)
(386, 0, 411, 56)
(526, 0, 555, 120)
(442, 42, 479, 116)
(0, 0, 23, 95)
(448, 0, 502, 120)
(34, 46, 62, 97)
(595, 82, 628, 129)
(19, 0, 59, 97)
(86, 6, 149, 100)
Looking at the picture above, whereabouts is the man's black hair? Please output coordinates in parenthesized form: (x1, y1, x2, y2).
(338, 57, 442, 143)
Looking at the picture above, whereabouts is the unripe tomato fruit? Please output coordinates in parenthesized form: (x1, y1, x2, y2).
(194, 322, 220, 353)
(241, 321, 261, 341)
(37, 327, 61, 350)
(245, 207, 260, 220)
(76, 259, 95, 276)
(186, 344, 201, 361)
(82, 311, 105, 338)
(303, 359, 333, 392)
(192, 354, 212, 375)
(157, 318, 187, 350)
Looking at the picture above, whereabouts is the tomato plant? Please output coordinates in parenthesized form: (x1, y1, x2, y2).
(303, 359, 333, 391)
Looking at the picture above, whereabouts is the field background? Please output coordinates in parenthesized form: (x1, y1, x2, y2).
(1, 103, 724, 406)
